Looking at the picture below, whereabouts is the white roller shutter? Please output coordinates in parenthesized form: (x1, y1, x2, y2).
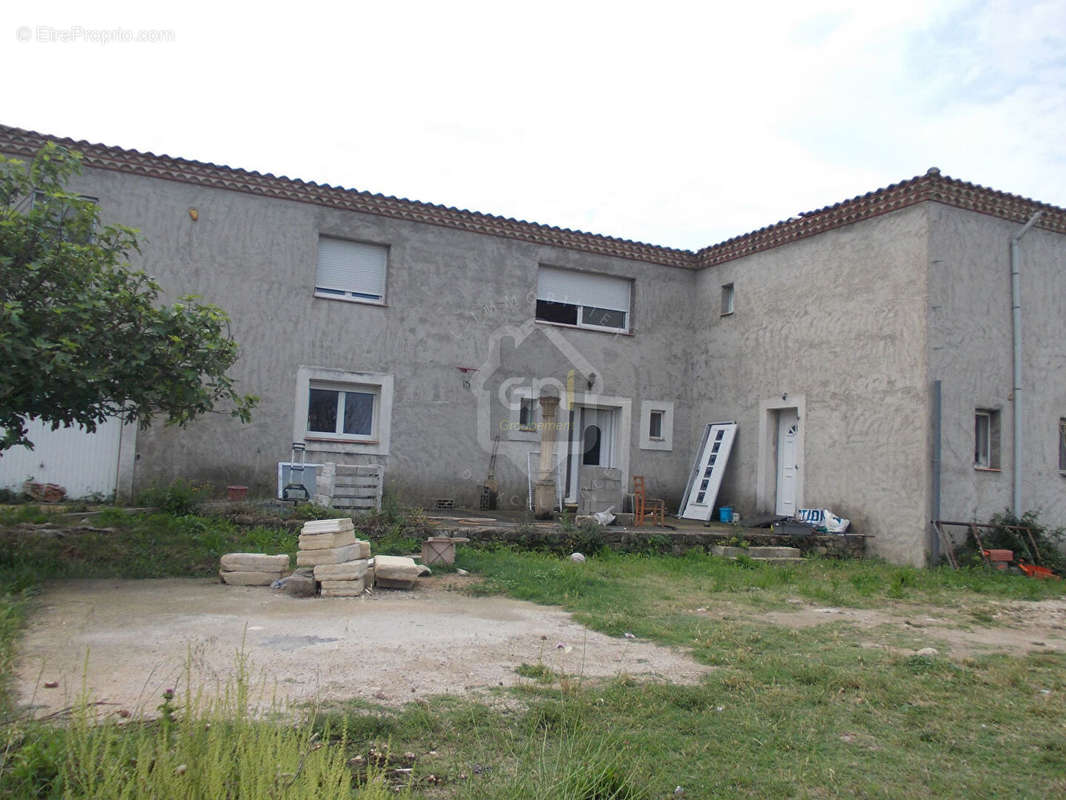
(537, 266, 630, 313)
(315, 237, 387, 299)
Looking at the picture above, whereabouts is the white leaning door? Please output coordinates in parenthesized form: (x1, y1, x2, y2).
(775, 408, 799, 516)
(679, 422, 737, 520)
(0, 417, 122, 498)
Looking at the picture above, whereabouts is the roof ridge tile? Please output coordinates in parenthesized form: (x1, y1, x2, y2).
(1, 123, 1063, 269)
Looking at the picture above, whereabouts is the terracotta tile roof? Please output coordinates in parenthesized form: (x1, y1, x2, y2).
(0, 124, 694, 269)
(1, 124, 1063, 270)
(696, 168, 1066, 268)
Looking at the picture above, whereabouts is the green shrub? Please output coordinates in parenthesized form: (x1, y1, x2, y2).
(966, 511, 1066, 573)
(135, 479, 207, 516)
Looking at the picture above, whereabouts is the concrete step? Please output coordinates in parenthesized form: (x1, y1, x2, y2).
(751, 557, 805, 565)
(711, 545, 801, 560)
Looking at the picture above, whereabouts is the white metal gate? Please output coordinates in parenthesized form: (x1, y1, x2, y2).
(0, 417, 122, 498)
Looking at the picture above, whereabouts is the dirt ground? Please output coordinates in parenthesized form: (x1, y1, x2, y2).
(15, 576, 708, 717)
(697, 597, 1066, 658)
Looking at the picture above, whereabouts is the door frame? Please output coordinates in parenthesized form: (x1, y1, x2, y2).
(756, 394, 805, 515)
(563, 393, 631, 504)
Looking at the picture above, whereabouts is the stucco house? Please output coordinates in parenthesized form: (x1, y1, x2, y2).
(2, 123, 1064, 566)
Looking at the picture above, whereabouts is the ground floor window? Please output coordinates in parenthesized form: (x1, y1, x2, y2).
(293, 367, 393, 455)
(975, 409, 1001, 469)
(307, 386, 376, 439)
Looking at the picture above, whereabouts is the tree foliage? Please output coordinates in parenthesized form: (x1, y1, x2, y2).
(0, 143, 257, 451)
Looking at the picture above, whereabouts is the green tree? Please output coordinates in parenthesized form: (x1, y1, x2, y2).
(0, 142, 257, 451)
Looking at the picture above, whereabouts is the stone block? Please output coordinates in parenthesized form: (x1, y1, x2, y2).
(276, 574, 317, 597)
(220, 553, 289, 573)
(314, 560, 369, 581)
(321, 587, 366, 598)
(295, 543, 361, 567)
(375, 576, 417, 590)
(374, 555, 430, 582)
(301, 518, 354, 535)
(319, 578, 366, 592)
(299, 531, 356, 550)
(219, 570, 280, 586)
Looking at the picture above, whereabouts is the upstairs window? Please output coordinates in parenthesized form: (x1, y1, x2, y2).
(536, 266, 631, 332)
(721, 283, 735, 315)
(315, 236, 387, 304)
(975, 409, 1001, 469)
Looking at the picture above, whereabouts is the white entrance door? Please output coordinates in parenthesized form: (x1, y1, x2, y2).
(679, 422, 737, 520)
(566, 405, 617, 502)
(775, 408, 799, 516)
(0, 417, 122, 498)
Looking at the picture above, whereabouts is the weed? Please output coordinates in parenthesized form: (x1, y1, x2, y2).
(135, 479, 208, 515)
(979, 511, 1066, 573)
(515, 663, 555, 683)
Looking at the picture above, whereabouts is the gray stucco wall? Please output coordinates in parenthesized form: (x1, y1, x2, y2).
(66, 164, 697, 511)
(690, 207, 932, 565)
(927, 204, 1066, 530)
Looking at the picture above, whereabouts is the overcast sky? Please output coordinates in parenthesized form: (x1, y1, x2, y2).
(3, 0, 1064, 250)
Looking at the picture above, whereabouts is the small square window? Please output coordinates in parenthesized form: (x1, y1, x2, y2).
(721, 283, 735, 315)
(649, 410, 664, 440)
(519, 397, 537, 431)
(975, 409, 1001, 469)
(1058, 417, 1066, 472)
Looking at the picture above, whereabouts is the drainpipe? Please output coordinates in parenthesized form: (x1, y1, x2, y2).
(931, 380, 941, 564)
(1010, 211, 1044, 517)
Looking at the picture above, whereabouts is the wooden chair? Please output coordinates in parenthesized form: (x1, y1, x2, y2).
(632, 475, 665, 527)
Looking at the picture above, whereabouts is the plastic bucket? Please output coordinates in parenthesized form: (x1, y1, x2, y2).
(719, 506, 733, 523)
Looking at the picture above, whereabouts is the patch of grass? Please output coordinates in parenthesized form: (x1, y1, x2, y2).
(2, 660, 406, 799)
(515, 663, 556, 683)
(3, 509, 1066, 798)
(460, 547, 1066, 622)
(134, 479, 211, 516)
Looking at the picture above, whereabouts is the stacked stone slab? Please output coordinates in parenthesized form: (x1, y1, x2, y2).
(374, 554, 431, 589)
(298, 518, 373, 597)
(219, 553, 289, 586)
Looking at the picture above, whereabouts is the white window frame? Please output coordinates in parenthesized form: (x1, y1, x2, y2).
(639, 400, 674, 451)
(293, 366, 393, 456)
(721, 283, 735, 316)
(306, 382, 378, 442)
(519, 397, 538, 431)
(503, 383, 541, 442)
(975, 408, 1000, 470)
(535, 265, 632, 333)
(314, 235, 388, 306)
(649, 410, 664, 440)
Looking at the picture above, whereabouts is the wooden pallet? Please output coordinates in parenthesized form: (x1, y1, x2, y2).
(315, 463, 383, 512)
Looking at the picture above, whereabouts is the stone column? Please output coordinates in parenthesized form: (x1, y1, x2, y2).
(534, 388, 561, 519)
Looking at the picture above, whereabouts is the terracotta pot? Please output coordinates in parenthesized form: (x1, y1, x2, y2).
(226, 485, 248, 501)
